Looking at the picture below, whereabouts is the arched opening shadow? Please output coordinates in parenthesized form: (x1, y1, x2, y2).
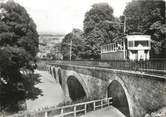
(67, 76, 86, 101)
(53, 68, 56, 80)
(49, 67, 52, 74)
(108, 80, 130, 117)
(58, 69, 62, 85)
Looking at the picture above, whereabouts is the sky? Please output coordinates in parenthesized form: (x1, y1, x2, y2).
(14, 0, 132, 34)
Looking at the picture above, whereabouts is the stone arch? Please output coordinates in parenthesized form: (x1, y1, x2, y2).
(53, 67, 56, 80)
(67, 76, 86, 101)
(58, 69, 62, 86)
(107, 79, 133, 117)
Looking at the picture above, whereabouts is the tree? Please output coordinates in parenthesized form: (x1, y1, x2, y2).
(61, 29, 83, 60)
(82, 3, 122, 59)
(83, 3, 114, 34)
(0, 1, 41, 112)
(124, 0, 166, 58)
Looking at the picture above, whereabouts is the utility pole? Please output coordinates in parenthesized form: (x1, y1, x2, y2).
(123, 16, 126, 34)
(123, 15, 126, 60)
(69, 40, 72, 61)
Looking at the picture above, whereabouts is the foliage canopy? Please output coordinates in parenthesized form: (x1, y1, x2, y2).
(82, 3, 122, 59)
(124, 0, 166, 58)
(0, 1, 41, 112)
(61, 29, 83, 60)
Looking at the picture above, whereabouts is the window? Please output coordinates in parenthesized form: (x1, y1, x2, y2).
(128, 41, 134, 47)
(135, 41, 149, 47)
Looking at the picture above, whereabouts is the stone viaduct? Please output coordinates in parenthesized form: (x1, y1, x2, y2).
(46, 61, 166, 117)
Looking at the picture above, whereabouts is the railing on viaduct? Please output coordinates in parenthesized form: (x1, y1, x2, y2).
(14, 97, 112, 117)
(47, 59, 166, 74)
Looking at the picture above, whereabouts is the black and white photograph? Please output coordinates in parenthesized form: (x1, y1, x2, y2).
(0, 0, 166, 117)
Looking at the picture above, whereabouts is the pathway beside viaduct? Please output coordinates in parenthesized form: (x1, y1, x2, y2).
(47, 60, 166, 117)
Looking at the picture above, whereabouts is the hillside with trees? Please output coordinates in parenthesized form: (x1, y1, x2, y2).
(38, 34, 64, 59)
